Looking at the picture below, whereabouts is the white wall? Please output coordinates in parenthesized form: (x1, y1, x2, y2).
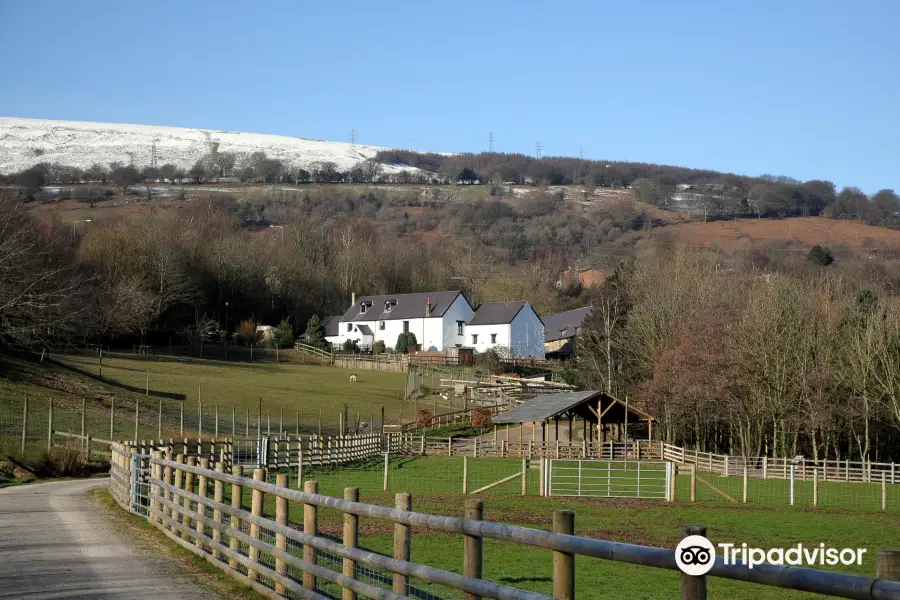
(509, 302, 545, 358)
(465, 323, 512, 355)
(439, 294, 474, 349)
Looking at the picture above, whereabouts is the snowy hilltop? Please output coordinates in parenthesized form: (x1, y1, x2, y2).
(0, 117, 431, 176)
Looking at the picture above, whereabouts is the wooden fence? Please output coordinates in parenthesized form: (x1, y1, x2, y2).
(107, 444, 900, 600)
(334, 354, 410, 373)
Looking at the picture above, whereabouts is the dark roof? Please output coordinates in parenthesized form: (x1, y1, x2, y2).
(322, 316, 340, 337)
(467, 301, 527, 326)
(355, 324, 374, 335)
(493, 391, 654, 424)
(543, 306, 593, 342)
(340, 290, 467, 323)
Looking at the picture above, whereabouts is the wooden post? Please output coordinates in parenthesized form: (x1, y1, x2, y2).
(212, 461, 224, 559)
(539, 457, 545, 497)
(383, 452, 389, 491)
(690, 464, 696, 503)
(463, 499, 484, 600)
(163, 449, 174, 528)
(182, 456, 195, 532)
(172, 454, 185, 537)
(146, 369, 150, 395)
(343, 487, 360, 600)
(522, 457, 528, 495)
(463, 455, 469, 494)
(110, 397, 115, 441)
(552, 510, 575, 600)
(762, 457, 767, 480)
(813, 468, 818, 507)
(197, 458, 209, 547)
(134, 398, 139, 442)
(877, 550, 900, 582)
(158, 397, 163, 440)
(275, 473, 289, 595)
(215, 405, 219, 440)
(393, 492, 412, 595)
(303, 480, 318, 590)
(681, 525, 708, 600)
(248, 468, 264, 582)
(742, 465, 748, 503)
(81, 397, 86, 439)
(883, 472, 887, 512)
(297, 440, 304, 488)
(229, 466, 243, 569)
(180, 401, 184, 438)
(47, 398, 54, 450)
(22, 396, 28, 454)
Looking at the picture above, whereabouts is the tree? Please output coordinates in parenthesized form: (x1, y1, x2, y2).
(274, 318, 295, 348)
(394, 332, 418, 353)
(158, 163, 178, 181)
(343, 339, 360, 353)
(457, 167, 478, 184)
(110, 165, 141, 193)
(373, 340, 386, 354)
(305, 315, 326, 348)
(807, 245, 834, 266)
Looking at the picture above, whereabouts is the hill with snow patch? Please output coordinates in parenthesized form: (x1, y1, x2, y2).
(0, 117, 431, 176)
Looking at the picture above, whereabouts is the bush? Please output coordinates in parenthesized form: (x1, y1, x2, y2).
(305, 315, 326, 348)
(807, 245, 834, 266)
(472, 408, 493, 428)
(274, 318, 295, 348)
(395, 332, 419, 354)
(36, 446, 87, 477)
(477, 348, 503, 375)
(235, 319, 258, 346)
(415, 408, 433, 428)
(373, 340, 386, 354)
(343, 339, 360, 353)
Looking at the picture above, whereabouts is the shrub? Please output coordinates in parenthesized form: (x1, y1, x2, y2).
(373, 340, 386, 354)
(472, 408, 493, 428)
(37, 446, 87, 477)
(236, 319, 258, 346)
(394, 332, 418, 353)
(305, 315, 326, 348)
(343, 339, 360, 353)
(274, 318, 295, 348)
(415, 408, 433, 428)
(807, 245, 834, 266)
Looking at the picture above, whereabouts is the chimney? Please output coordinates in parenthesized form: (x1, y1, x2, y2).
(425, 296, 432, 317)
(351, 292, 356, 307)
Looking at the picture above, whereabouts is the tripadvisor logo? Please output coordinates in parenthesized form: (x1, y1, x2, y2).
(675, 535, 868, 575)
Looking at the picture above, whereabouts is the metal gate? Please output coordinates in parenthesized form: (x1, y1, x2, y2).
(548, 459, 672, 499)
(231, 436, 267, 468)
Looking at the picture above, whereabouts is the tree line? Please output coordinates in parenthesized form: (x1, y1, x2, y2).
(573, 243, 900, 462)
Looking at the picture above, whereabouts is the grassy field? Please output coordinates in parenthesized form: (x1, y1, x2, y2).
(0, 352, 409, 458)
(217, 456, 899, 600)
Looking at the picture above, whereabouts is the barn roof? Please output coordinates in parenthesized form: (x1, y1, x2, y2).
(492, 390, 654, 424)
(467, 301, 526, 326)
(543, 306, 593, 342)
(339, 291, 467, 323)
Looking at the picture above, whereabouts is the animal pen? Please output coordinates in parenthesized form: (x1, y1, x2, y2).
(108, 440, 900, 600)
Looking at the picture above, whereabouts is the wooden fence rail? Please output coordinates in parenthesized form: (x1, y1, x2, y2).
(108, 445, 900, 600)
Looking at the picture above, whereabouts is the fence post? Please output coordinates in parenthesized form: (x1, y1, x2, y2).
(275, 473, 289, 595)
(393, 492, 412, 595)
(303, 480, 318, 590)
(883, 473, 887, 512)
(47, 398, 54, 450)
(163, 449, 174, 527)
(743, 466, 748, 503)
(724, 455, 729, 477)
(690, 464, 696, 503)
(877, 551, 900, 582)
(247, 468, 264, 582)
(383, 452, 389, 491)
(19, 396, 28, 455)
(681, 525, 708, 600)
(552, 510, 575, 600)
(182, 456, 196, 532)
(229, 466, 243, 569)
(134, 398, 139, 442)
(464, 499, 484, 600)
(297, 440, 304, 489)
(789, 464, 795, 506)
(150, 450, 162, 524)
(212, 461, 224, 559)
(448, 436, 453, 457)
(762, 457, 767, 480)
(173, 454, 184, 537)
(197, 458, 209, 548)
(669, 463, 676, 502)
(813, 468, 818, 507)
(522, 457, 528, 496)
(463, 455, 469, 494)
(539, 457, 545, 497)
(343, 487, 360, 600)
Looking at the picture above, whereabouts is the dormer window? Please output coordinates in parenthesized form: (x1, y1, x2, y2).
(384, 299, 397, 313)
(360, 301, 372, 314)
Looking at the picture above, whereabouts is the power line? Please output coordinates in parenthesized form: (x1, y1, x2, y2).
(349, 129, 358, 145)
(150, 138, 159, 169)
(488, 132, 494, 153)
(535, 141, 542, 159)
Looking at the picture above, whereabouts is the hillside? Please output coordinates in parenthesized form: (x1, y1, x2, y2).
(653, 216, 900, 251)
(0, 117, 433, 176)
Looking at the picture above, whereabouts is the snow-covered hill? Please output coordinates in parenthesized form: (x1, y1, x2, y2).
(0, 117, 429, 176)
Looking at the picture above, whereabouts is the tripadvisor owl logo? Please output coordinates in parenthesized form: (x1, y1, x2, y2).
(675, 535, 716, 576)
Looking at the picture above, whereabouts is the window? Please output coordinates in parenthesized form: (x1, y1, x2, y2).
(490, 333, 497, 344)
(457, 321, 464, 336)
(403, 321, 409, 333)
(347, 323, 352, 332)
(471, 334, 478, 344)
(379, 321, 385, 331)
(360, 304, 367, 314)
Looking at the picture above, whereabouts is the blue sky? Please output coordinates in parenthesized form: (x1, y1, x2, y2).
(1, 0, 897, 192)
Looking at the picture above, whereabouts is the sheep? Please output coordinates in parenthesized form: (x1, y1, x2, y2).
(349, 374, 358, 383)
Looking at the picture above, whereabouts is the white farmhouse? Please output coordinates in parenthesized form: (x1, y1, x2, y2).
(465, 301, 545, 359)
(337, 291, 473, 351)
